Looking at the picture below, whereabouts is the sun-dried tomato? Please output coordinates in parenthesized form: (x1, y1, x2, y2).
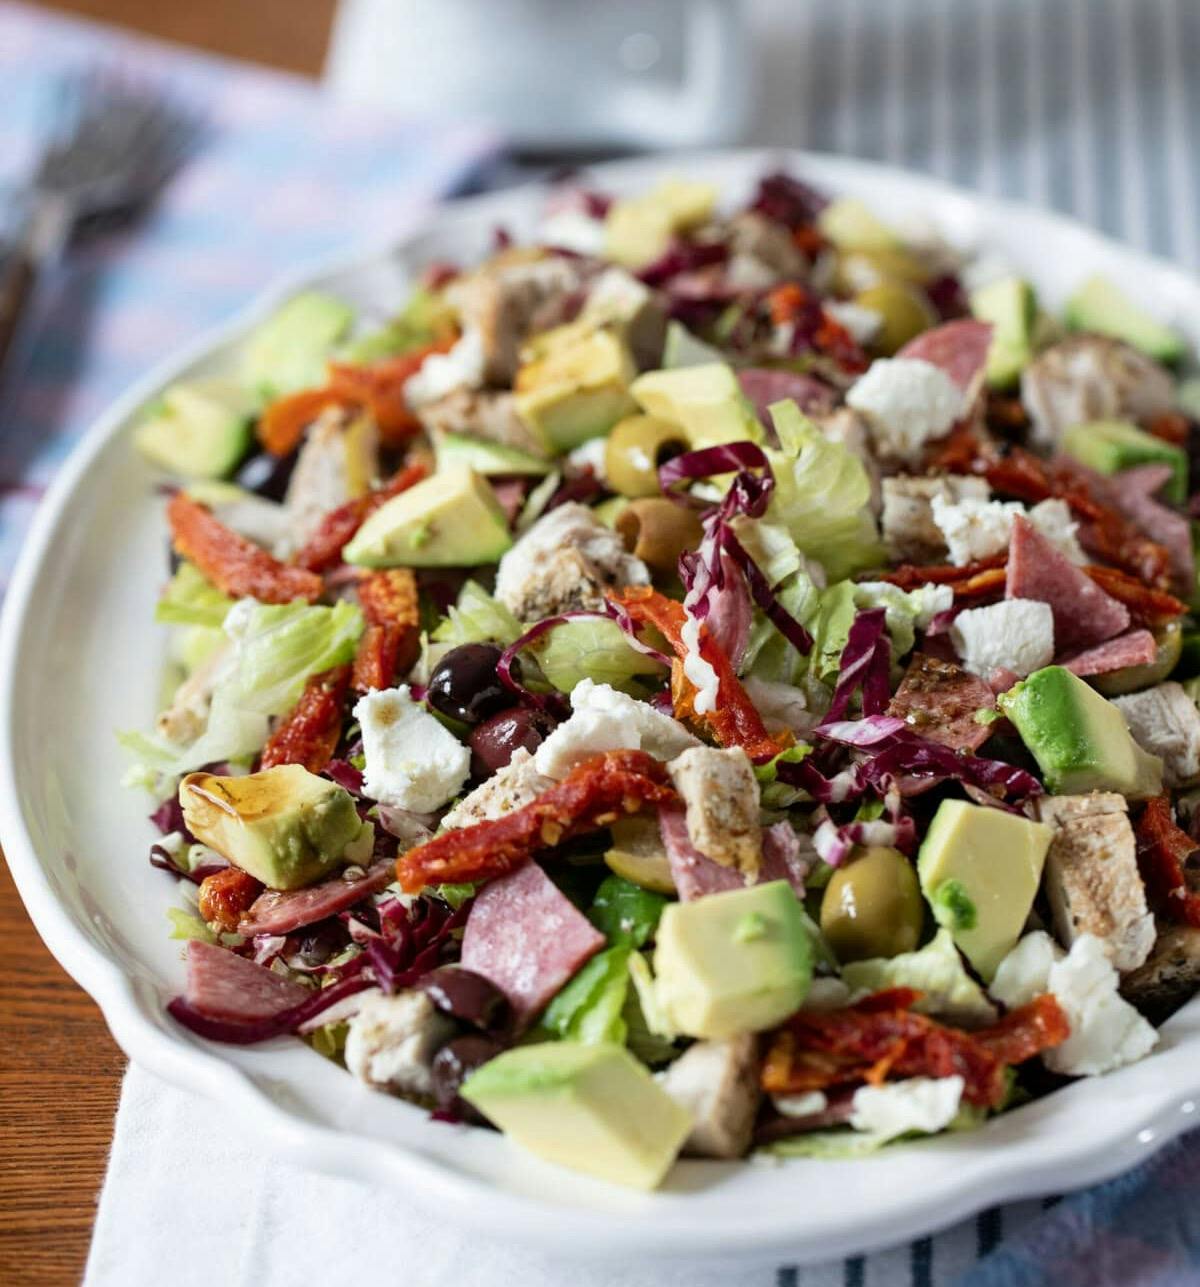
(871, 553, 1009, 602)
(198, 867, 264, 933)
(260, 664, 352, 773)
(258, 388, 348, 457)
(1144, 411, 1190, 446)
(762, 988, 1069, 1108)
(168, 493, 323, 604)
(395, 749, 676, 892)
(327, 339, 455, 446)
(294, 460, 428, 574)
(1083, 565, 1187, 627)
(608, 586, 787, 764)
(1135, 795, 1200, 928)
(351, 568, 421, 692)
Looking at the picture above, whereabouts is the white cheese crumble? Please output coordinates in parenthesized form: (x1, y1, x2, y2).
(773, 1091, 830, 1118)
(403, 327, 486, 408)
(845, 357, 964, 462)
(824, 300, 884, 346)
(990, 932, 1158, 1077)
(850, 1076, 965, 1139)
(538, 209, 607, 257)
(565, 436, 609, 482)
(950, 598, 1055, 679)
(533, 678, 699, 780)
(931, 495, 1084, 566)
(353, 685, 470, 812)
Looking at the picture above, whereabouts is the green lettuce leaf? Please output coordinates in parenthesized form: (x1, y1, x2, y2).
(530, 618, 666, 695)
(541, 945, 631, 1045)
(588, 875, 667, 948)
(852, 580, 953, 661)
(841, 929, 997, 1026)
(764, 401, 884, 581)
(166, 906, 216, 945)
(339, 288, 456, 364)
(431, 580, 522, 647)
(155, 563, 234, 628)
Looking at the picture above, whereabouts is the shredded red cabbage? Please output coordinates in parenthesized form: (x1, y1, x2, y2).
(823, 609, 891, 723)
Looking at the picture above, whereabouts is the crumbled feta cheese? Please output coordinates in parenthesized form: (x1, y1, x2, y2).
(845, 357, 964, 462)
(850, 1076, 964, 1139)
(565, 436, 609, 482)
(824, 300, 884, 346)
(403, 327, 486, 408)
(990, 932, 1158, 1076)
(354, 685, 470, 812)
(533, 678, 698, 780)
(344, 990, 455, 1094)
(681, 609, 720, 715)
(931, 495, 1084, 567)
(538, 209, 607, 257)
(773, 1091, 829, 1118)
(950, 598, 1055, 678)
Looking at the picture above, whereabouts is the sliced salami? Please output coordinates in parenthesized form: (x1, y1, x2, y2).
(236, 859, 396, 937)
(897, 319, 993, 391)
(660, 804, 809, 900)
(1006, 514, 1130, 652)
(460, 861, 604, 1026)
(1108, 465, 1195, 597)
(1061, 629, 1158, 677)
(184, 939, 309, 1022)
(737, 368, 838, 426)
(886, 652, 997, 753)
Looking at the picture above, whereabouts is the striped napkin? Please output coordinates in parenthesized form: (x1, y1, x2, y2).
(4, 0, 1198, 1283)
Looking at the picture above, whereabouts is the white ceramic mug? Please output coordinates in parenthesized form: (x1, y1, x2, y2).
(324, 0, 752, 151)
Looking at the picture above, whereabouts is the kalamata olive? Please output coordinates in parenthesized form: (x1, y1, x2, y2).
(431, 1034, 505, 1120)
(234, 448, 298, 501)
(819, 845, 924, 963)
(416, 965, 511, 1033)
(428, 644, 511, 724)
(469, 705, 557, 779)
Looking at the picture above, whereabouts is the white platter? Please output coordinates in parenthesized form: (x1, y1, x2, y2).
(4, 149, 1200, 1268)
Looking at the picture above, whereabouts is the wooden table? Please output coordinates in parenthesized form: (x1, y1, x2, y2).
(2, 12, 337, 1286)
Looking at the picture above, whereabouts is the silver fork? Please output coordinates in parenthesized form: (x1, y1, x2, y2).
(0, 67, 202, 379)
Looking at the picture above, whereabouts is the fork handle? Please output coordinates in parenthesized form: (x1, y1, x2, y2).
(0, 196, 73, 387)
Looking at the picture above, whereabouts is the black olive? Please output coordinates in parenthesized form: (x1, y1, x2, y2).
(431, 1034, 505, 1121)
(468, 705, 558, 779)
(234, 449, 298, 502)
(416, 965, 510, 1033)
(427, 644, 512, 725)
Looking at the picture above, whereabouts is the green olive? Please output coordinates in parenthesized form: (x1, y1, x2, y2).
(1090, 620, 1184, 697)
(605, 415, 691, 498)
(834, 247, 932, 294)
(819, 845, 924, 963)
(853, 282, 938, 356)
(604, 815, 677, 894)
(615, 498, 704, 574)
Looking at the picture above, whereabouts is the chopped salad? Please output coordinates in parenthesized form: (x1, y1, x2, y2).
(125, 170, 1200, 1190)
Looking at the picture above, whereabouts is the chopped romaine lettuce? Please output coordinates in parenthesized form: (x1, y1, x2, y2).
(852, 581, 954, 661)
(541, 945, 631, 1045)
(588, 875, 667, 948)
(841, 929, 998, 1026)
(155, 562, 234, 628)
(530, 618, 666, 695)
(166, 906, 216, 944)
(764, 401, 884, 581)
(431, 580, 522, 647)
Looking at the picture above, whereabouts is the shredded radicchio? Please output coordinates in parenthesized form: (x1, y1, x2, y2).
(822, 610, 892, 723)
(324, 758, 365, 797)
(545, 465, 605, 513)
(748, 171, 827, 229)
(636, 238, 728, 288)
(658, 441, 814, 663)
(366, 896, 474, 994)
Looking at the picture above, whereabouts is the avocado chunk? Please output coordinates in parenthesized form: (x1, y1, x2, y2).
(243, 291, 355, 398)
(653, 880, 812, 1039)
(514, 329, 638, 453)
(180, 764, 373, 891)
(604, 815, 676, 895)
(630, 363, 762, 449)
(970, 277, 1038, 389)
(460, 1041, 692, 1190)
(817, 197, 901, 252)
(999, 665, 1164, 798)
(1061, 420, 1187, 504)
(134, 379, 256, 479)
(661, 320, 727, 369)
(1064, 275, 1185, 364)
(605, 178, 717, 270)
(342, 466, 512, 568)
(917, 800, 1052, 982)
(433, 431, 553, 477)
